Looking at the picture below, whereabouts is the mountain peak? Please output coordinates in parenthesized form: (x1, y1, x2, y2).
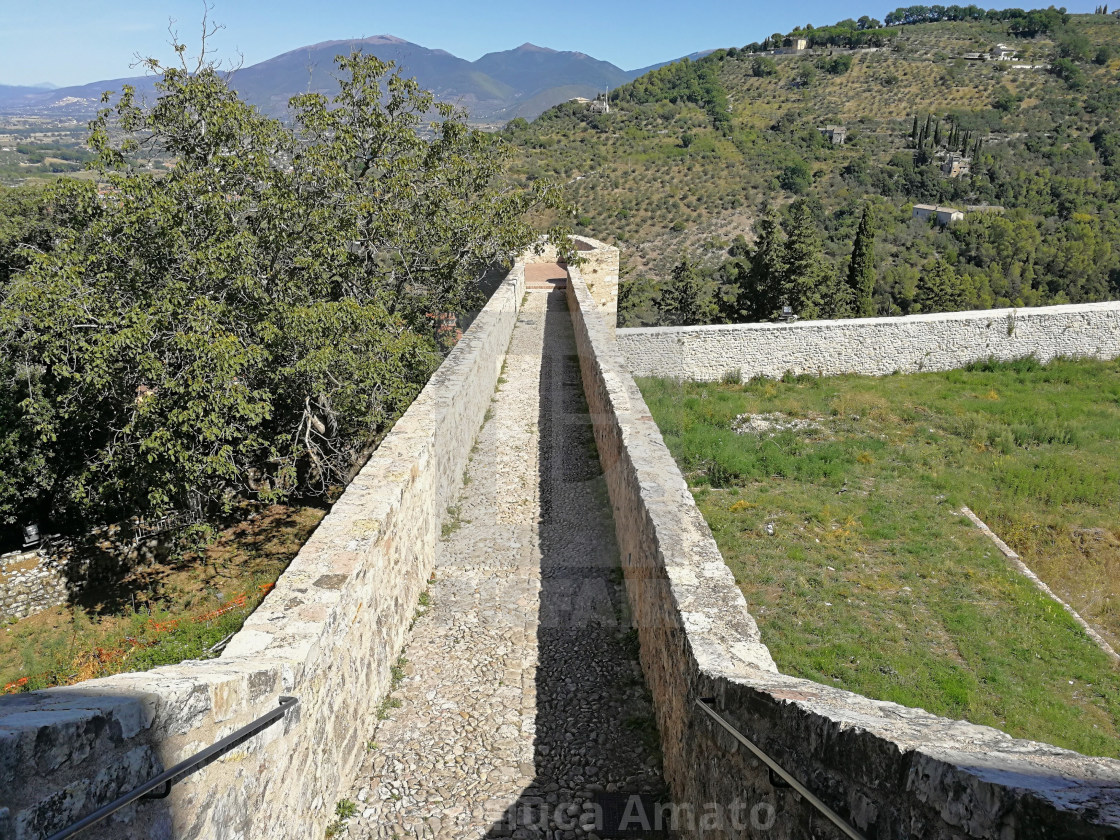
(367, 34, 410, 45)
(1, 34, 652, 126)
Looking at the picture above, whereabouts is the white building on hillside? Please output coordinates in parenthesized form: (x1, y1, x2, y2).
(913, 204, 965, 225)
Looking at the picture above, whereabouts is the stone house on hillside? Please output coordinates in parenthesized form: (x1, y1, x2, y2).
(774, 37, 810, 54)
(941, 153, 971, 178)
(568, 95, 609, 113)
(913, 204, 964, 225)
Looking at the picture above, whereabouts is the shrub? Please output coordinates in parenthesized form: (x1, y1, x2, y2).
(779, 159, 813, 193)
(751, 57, 779, 77)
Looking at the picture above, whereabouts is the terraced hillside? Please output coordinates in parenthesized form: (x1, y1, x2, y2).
(506, 11, 1120, 325)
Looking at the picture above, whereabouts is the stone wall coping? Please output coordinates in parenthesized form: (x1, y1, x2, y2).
(618, 300, 1120, 335)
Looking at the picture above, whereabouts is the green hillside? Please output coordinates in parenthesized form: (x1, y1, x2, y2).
(506, 9, 1120, 326)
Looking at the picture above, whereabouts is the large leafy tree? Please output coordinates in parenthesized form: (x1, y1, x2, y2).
(0, 186, 62, 535)
(0, 49, 567, 533)
(0, 185, 58, 291)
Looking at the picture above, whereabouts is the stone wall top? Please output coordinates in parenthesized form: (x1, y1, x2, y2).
(618, 300, 1120, 334)
(619, 300, 1120, 382)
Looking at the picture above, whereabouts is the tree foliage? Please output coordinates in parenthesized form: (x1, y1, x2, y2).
(659, 254, 718, 325)
(914, 259, 968, 312)
(847, 206, 877, 317)
(750, 57, 779, 78)
(613, 57, 731, 133)
(783, 199, 850, 319)
(882, 4, 1068, 32)
(0, 50, 566, 534)
(743, 213, 787, 321)
(647, 202, 860, 326)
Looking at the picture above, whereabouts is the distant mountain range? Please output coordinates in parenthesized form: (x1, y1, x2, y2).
(0, 36, 685, 124)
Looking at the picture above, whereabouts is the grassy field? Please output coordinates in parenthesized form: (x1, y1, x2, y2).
(639, 357, 1120, 757)
(1, 504, 324, 692)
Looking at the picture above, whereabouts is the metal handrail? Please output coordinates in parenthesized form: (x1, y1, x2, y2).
(695, 697, 867, 840)
(45, 696, 299, 840)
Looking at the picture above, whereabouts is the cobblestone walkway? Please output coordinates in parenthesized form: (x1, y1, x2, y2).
(345, 286, 665, 839)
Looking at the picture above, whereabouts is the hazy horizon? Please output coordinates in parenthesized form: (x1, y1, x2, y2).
(1, 0, 1099, 88)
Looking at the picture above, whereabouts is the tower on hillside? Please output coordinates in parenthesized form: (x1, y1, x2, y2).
(589, 87, 610, 114)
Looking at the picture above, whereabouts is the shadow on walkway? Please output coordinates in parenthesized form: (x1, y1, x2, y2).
(486, 290, 666, 839)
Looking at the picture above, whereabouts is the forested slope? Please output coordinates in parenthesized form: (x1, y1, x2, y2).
(506, 8, 1120, 325)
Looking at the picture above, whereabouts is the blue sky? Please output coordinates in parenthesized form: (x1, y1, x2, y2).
(0, 0, 1098, 87)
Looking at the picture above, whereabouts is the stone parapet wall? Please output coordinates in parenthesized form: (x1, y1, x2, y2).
(618, 302, 1120, 382)
(566, 261, 1120, 838)
(570, 236, 619, 334)
(0, 262, 527, 840)
(0, 550, 68, 622)
(526, 235, 619, 331)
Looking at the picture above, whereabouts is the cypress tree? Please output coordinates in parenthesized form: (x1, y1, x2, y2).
(847, 205, 877, 316)
(661, 254, 716, 326)
(934, 119, 942, 147)
(744, 211, 787, 321)
(783, 200, 844, 319)
(915, 259, 966, 313)
(911, 114, 919, 144)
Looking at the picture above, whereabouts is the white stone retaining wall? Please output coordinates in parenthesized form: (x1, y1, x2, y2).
(618, 302, 1120, 382)
(0, 262, 527, 840)
(0, 550, 68, 623)
(566, 260, 1120, 838)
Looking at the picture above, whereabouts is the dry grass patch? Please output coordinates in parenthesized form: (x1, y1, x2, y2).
(1, 504, 325, 691)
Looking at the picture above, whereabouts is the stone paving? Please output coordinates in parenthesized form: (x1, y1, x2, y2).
(345, 285, 665, 839)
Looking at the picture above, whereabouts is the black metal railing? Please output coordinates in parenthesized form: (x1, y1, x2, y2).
(45, 696, 299, 840)
(695, 697, 866, 840)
